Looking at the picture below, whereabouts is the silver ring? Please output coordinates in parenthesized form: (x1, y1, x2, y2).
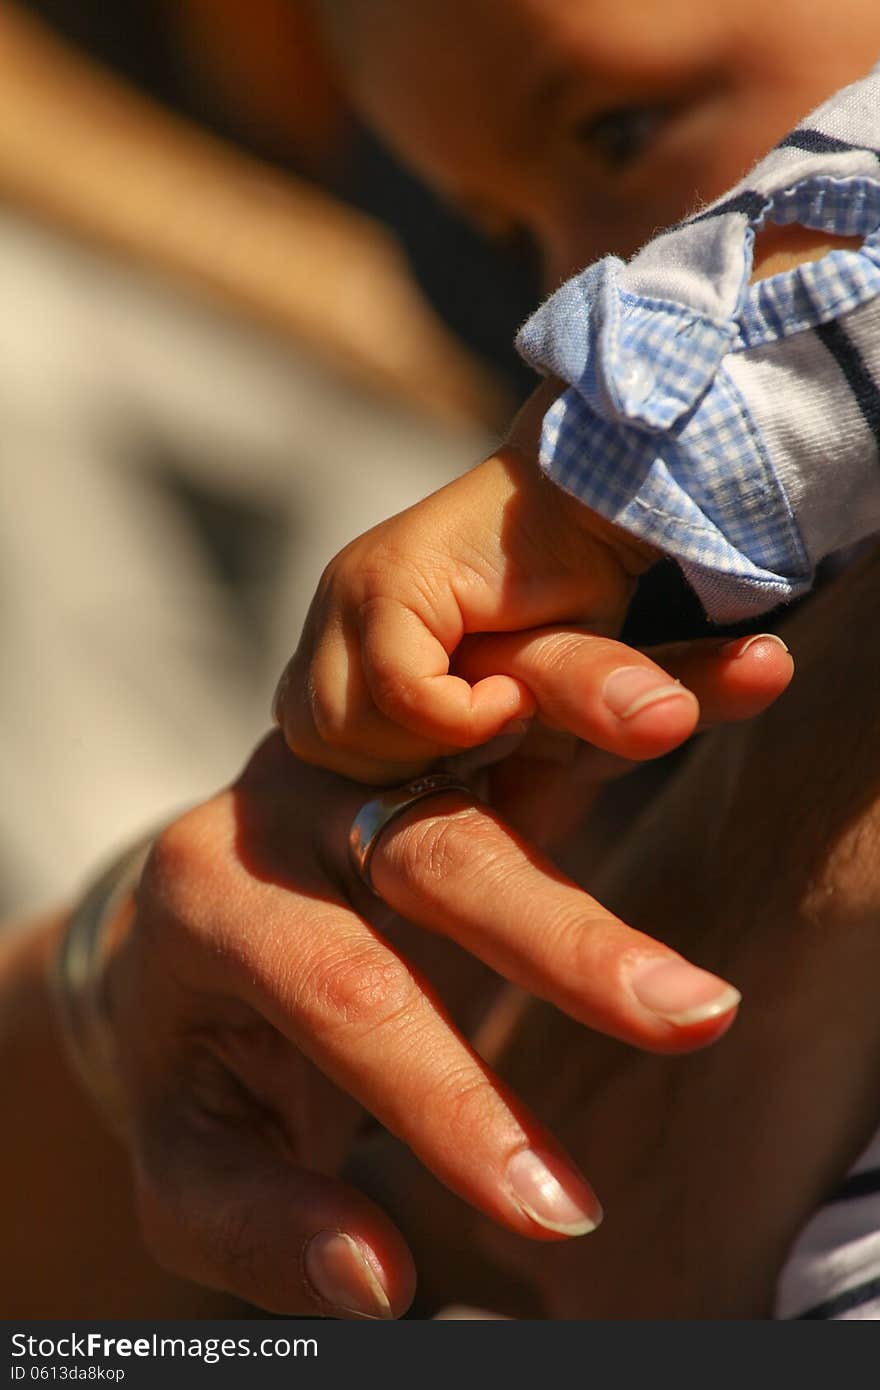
(349, 772, 475, 892)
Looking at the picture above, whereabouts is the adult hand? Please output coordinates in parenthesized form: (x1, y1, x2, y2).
(352, 559, 880, 1320)
(99, 632, 790, 1318)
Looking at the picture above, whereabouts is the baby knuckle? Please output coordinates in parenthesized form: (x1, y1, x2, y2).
(316, 544, 368, 606)
(308, 679, 351, 749)
(369, 668, 418, 720)
(354, 544, 413, 599)
(274, 692, 315, 761)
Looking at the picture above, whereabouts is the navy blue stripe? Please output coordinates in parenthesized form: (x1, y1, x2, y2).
(826, 1168, 880, 1204)
(688, 190, 768, 225)
(795, 1274, 880, 1320)
(684, 130, 880, 231)
(815, 319, 880, 453)
(777, 129, 880, 160)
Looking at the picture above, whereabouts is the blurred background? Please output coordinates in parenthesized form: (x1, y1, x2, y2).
(0, 0, 542, 916)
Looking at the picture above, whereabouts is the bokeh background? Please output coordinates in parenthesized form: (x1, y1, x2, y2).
(0, 0, 542, 915)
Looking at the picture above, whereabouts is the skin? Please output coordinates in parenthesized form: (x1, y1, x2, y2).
(271, 0, 880, 1313)
(277, 0, 877, 785)
(358, 540, 880, 1318)
(0, 921, 246, 1318)
(0, 638, 788, 1317)
(317, 0, 880, 284)
(7, 0, 879, 1318)
(278, 380, 678, 783)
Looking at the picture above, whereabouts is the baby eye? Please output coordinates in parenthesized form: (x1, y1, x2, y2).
(576, 103, 668, 170)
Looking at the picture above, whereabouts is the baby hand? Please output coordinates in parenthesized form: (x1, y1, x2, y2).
(273, 384, 694, 784)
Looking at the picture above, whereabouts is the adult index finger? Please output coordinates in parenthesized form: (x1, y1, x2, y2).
(365, 789, 740, 1055)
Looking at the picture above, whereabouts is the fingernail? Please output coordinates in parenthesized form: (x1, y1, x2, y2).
(304, 1231, 393, 1320)
(721, 633, 789, 659)
(629, 957, 741, 1026)
(603, 667, 692, 720)
(506, 1148, 603, 1236)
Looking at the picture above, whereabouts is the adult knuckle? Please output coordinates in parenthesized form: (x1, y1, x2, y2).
(296, 937, 421, 1040)
(540, 630, 610, 677)
(431, 1065, 496, 1144)
(142, 811, 215, 919)
(207, 1201, 262, 1284)
(142, 1188, 258, 1291)
(542, 897, 610, 975)
(135, 1124, 263, 1292)
(138, 805, 245, 960)
(134, 1160, 191, 1278)
(386, 807, 493, 893)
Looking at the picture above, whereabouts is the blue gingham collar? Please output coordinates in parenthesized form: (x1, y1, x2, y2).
(518, 68, 880, 436)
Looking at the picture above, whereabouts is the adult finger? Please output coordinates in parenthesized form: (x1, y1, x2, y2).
(134, 1115, 415, 1319)
(508, 629, 794, 777)
(455, 627, 793, 755)
(332, 790, 741, 1056)
(222, 739, 727, 1237)
(477, 632, 792, 848)
(647, 632, 793, 727)
(158, 756, 605, 1243)
(226, 884, 603, 1243)
(454, 627, 699, 760)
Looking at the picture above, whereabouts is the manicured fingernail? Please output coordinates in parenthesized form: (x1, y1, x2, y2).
(603, 667, 692, 720)
(304, 1231, 392, 1319)
(721, 633, 789, 658)
(506, 1148, 603, 1236)
(629, 957, 741, 1026)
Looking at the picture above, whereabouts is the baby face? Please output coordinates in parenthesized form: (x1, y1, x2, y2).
(317, 0, 880, 285)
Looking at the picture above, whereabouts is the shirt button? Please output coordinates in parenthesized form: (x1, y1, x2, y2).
(617, 358, 655, 404)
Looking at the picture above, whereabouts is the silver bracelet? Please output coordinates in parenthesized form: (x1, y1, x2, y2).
(49, 838, 153, 1134)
